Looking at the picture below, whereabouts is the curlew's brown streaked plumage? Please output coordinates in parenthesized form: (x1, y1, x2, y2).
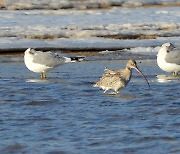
(93, 59, 150, 94)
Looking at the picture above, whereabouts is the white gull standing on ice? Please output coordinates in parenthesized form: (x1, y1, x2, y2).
(24, 48, 84, 79)
(157, 42, 180, 76)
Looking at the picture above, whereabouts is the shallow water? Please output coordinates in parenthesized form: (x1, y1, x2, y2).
(0, 59, 179, 153)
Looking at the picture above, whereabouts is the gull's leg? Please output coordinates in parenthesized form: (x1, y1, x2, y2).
(103, 89, 107, 93)
(41, 73, 43, 79)
(43, 72, 46, 79)
(173, 72, 178, 77)
(41, 72, 46, 79)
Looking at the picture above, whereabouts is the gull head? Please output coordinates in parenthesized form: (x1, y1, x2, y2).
(25, 48, 36, 55)
(25, 48, 31, 53)
(161, 42, 175, 52)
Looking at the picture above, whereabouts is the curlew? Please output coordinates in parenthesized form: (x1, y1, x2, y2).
(93, 59, 150, 94)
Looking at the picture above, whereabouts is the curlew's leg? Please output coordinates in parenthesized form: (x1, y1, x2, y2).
(41, 72, 46, 79)
(114, 88, 120, 95)
(113, 90, 119, 95)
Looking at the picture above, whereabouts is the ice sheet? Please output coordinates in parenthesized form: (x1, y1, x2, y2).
(0, 5, 179, 53)
(0, 37, 179, 51)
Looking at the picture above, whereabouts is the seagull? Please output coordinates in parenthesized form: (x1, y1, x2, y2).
(24, 48, 85, 79)
(157, 42, 180, 76)
(93, 59, 150, 94)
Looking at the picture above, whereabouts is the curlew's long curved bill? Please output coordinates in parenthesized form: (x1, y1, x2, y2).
(134, 67, 150, 89)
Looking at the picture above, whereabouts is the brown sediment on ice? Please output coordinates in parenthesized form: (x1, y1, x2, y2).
(0, 0, 6, 9)
(16, 28, 180, 40)
(21, 34, 61, 40)
(17, 34, 159, 40)
(0, 50, 100, 57)
(0, 47, 124, 54)
(122, 3, 180, 9)
(97, 34, 159, 40)
(8, 22, 178, 40)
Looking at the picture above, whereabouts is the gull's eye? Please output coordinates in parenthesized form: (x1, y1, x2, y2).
(29, 50, 34, 54)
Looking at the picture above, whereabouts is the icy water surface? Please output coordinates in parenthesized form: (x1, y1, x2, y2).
(0, 59, 179, 153)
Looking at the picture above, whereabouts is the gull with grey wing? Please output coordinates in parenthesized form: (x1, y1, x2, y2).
(157, 42, 180, 76)
(24, 48, 84, 79)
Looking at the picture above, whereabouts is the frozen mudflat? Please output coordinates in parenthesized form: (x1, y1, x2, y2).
(0, 5, 180, 52)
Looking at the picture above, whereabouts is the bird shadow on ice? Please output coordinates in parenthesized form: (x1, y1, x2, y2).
(156, 74, 180, 83)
